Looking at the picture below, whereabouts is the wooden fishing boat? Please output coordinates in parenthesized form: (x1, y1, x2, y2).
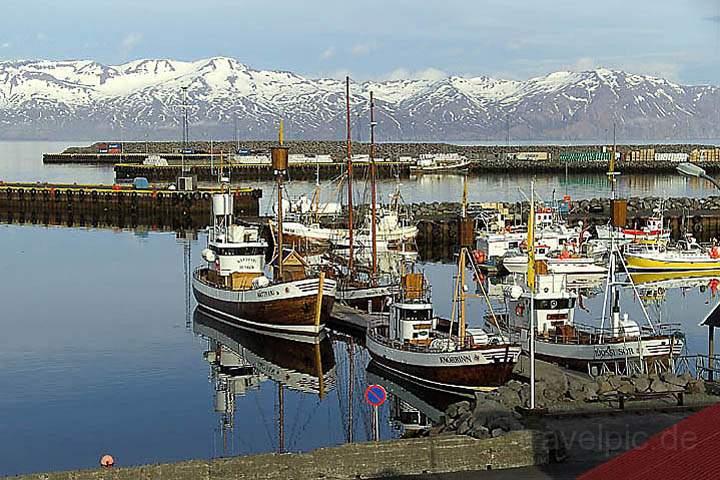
(366, 249, 521, 393)
(331, 83, 401, 313)
(193, 137, 336, 336)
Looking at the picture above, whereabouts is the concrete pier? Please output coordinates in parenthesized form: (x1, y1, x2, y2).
(2, 432, 559, 480)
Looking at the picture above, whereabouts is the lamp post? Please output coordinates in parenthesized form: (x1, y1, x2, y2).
(676, 162, 720, 191)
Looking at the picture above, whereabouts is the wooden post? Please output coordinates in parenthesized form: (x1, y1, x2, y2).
(315, 271, 325, 328)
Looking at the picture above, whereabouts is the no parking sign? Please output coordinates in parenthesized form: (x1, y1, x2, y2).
(365, 384, 387, 407)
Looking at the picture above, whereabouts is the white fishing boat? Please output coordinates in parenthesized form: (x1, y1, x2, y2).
(595, 203, 670, 245)
(366, 249, 521, 393)
(500, 245, 607, 280)
(493, 181, 684, 376)
(409, 153, 471, 173)
(499, 260, 683, 376)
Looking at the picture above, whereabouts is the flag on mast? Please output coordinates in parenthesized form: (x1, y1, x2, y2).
(527, 181, 535, 292)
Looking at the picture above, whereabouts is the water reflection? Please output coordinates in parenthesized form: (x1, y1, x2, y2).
(366, 361, 466, 436)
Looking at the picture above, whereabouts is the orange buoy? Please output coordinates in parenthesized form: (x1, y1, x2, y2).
(100, 454, 114, 468)
(472, 249, 486, 264)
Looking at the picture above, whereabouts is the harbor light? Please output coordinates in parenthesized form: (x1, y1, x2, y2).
(676, 162, 720, 191)
(676, 162, 706, 178)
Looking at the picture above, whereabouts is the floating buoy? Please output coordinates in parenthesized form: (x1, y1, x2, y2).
(100, 454, 114, 468)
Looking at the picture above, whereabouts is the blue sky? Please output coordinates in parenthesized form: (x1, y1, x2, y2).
(2, 0, 720, 83)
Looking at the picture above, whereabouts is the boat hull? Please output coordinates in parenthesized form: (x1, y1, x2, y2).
(366, 333, 521, 392)
(520, 333, 683, 375)
(192, 269, 336, 335)
(625, 254, 720, 272)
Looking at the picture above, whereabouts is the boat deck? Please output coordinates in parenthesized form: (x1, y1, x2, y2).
(329, 304, 386, 334)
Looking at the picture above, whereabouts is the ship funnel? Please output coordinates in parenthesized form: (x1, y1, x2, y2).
(212, 193, 233, 216)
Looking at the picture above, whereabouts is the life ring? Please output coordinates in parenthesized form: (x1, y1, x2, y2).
(515, 304, 525, 317)
(193, 192, 201, 201)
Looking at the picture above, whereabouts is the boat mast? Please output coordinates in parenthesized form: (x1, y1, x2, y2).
(273, 120, 288, 280)
(459, 248, 466, 348)
(346, 76, 354, 273)
(370, 91, 378, 279)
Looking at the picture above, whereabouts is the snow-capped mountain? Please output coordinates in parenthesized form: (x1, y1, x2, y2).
(0, 56, 718, 141)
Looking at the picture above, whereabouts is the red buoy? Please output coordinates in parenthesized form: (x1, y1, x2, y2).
(100, 454, 114, 468)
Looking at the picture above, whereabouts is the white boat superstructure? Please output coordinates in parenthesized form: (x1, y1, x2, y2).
(496, 254, 684, 376)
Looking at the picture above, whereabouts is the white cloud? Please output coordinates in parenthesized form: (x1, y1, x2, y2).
(351, 41, 379, 56)
(0, 42, 10, 49)
(119, 32, 143, 56)
(36, 32, 47, 41)
(320, 46, 336, 60)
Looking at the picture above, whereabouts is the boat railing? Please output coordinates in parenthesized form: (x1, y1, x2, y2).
(368, 321, 485, 353)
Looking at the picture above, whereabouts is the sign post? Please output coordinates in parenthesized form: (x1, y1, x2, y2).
(364, 384, 387, 441)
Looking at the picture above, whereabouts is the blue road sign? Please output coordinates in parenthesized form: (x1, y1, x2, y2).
(365, 384, 387, 407)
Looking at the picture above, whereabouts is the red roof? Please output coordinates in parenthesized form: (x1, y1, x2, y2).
(579, 402, 720, 480)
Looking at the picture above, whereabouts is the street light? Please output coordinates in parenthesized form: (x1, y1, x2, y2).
(676, 162, 720, 190)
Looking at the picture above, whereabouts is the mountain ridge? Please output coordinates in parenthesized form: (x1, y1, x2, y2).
(0, 56, 718, 141)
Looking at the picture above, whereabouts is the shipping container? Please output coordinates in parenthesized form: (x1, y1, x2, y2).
(627, 148, 655, 162)
(508, 151, 550, 161)
(557, 151, 612, 162)
(690, 148, 720, 162)
(654, 152, 688, 162)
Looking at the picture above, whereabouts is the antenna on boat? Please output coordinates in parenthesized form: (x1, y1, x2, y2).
(370, 91, 378, 280)
(346, 76, 354, 273)
(272, 119, 289, 279)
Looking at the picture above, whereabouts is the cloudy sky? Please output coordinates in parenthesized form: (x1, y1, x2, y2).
(2, 0, 720, 83)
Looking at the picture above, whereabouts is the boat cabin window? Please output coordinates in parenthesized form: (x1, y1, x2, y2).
(534, 298, 574, 310)
(212, 246, 265, 256)
(508, 241, 519, 249)
(400, 309, 432, 322)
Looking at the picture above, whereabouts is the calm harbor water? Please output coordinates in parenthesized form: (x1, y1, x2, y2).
(0, 142, 717, 475)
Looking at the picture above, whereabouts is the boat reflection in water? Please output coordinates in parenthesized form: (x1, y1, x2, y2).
(366, 361, 467, 436)
(193, 308, 336, 455)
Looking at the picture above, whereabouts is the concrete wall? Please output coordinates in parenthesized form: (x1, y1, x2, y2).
(6, 432, 553, 479)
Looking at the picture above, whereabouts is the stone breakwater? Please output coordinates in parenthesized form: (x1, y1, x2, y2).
(53, 141, 720, 173)
(438, 363, 714, 442)
(62, 140, 720, 159)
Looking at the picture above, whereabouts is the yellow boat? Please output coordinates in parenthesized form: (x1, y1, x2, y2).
(625, 250, 720, 272)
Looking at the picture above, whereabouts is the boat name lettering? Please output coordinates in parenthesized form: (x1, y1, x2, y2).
(593, 345, 636, 359)
(439, 354, 473, 364)
(257, 289, 281, 298)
